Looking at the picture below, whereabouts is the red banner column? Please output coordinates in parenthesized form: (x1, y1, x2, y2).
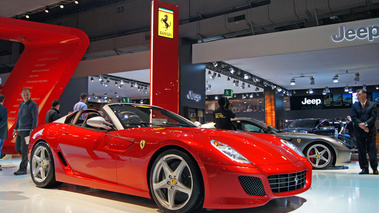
(150, 0, 179, 113)
(0, 17, 89, 154)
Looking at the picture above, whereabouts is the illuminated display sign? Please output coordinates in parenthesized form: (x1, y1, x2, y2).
(332, 25, 379, 42)
(301, 97, 322, 105)
(224, 89, 233, 97)
(158, 7, 174, 39)
(187, 91, 201, 102)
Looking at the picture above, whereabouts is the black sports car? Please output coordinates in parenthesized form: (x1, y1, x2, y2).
(282, 118, 336, 136)
(202, 117, 352, 169)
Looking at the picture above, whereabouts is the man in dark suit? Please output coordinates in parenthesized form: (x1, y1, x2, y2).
(0, 94, 8, 171)
(351, 89, 378, 175)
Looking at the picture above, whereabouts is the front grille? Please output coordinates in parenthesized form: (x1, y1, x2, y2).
(238, 176, 266, 196)
(268, 170, 306, 193)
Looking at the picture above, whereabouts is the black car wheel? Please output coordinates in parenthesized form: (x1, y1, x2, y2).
(305, 143, 334, 169)
(149, 149, 203, 213)
(30, 142, 60, 188)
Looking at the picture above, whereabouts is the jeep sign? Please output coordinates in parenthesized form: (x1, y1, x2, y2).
(301, 98, 322, 105)
(332, 25, 379, 42)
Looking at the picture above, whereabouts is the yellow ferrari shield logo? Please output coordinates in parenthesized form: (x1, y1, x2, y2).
(297, 139, 301, 143)
(158, 7, 174, 39)
(140, 140, 146, 149)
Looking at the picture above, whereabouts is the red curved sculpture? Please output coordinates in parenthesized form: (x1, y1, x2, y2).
(0, 17, 89, 154)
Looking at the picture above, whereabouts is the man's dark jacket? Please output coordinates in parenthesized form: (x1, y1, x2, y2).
(0, 104, 8, 139)
(351, 101, 377, 138)
(213, 107, 235, 130)
(45, 108, 60, 123)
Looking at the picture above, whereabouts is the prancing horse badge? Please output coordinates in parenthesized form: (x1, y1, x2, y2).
(140, 140, 146, 149)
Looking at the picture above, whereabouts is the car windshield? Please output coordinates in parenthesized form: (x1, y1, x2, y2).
(287, 119, 318, 128)
(108, 104, 197, 128)
(251, 119, 279, 133)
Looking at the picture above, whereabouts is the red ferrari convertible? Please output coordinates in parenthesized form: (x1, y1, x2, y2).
(28, 103, 312, 212)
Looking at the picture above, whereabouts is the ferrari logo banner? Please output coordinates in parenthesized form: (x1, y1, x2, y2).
(158, 7, 174, 38)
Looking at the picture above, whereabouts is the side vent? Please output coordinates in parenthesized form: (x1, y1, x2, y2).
(57, 152, 68, 167)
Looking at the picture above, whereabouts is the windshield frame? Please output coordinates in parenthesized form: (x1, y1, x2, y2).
(106, 103, 197, 129)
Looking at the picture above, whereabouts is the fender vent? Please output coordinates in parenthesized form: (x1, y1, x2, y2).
(57, 152, 68, 167)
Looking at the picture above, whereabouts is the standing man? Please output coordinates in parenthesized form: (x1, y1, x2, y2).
(0, 94, 8, 171)
(213, 97, 235, 130)
(45, 100, 60, 123)
(352, 89, 378, 175)
(13, 88, 38, 175)
(73, 93, 88, 120)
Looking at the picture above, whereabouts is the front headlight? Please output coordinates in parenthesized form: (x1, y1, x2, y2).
(210, 140, 251, 164)
(280, 139, 305, 157)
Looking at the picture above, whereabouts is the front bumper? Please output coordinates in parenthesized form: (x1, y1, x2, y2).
(201, 159, 312, 209)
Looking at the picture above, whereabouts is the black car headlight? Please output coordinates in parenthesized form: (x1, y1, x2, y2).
(280, 139, 305, 157)
(210, 140, 251, 164)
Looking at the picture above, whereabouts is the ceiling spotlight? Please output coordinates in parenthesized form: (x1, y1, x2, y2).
(344, 86, 349, 92)
(90, 77, 94, 82)
(229, 67, 235, 74)
(333, 74, 339, 83)
(325, 87, 330, 93)
(271, 85, 276, 90)
(348, 87, 353, 93)
(234, 80, 239, 87)
(120, 80, 124, 85)
(118, 84, 123, 89)
(255, 87, 259, 92)
(322, 89, 327, 95)
(206, 84, 212, 91)
(354, 72, 360, 81)
(98, 76, 103, 82)
(45, 8, 49, 13)
(131, 83, 134, 89)
(308, 89, 314, 94)
(208, 70, 212, 76)
(277, 87, 282, 92)
(215, 96, 218, 100)
(263, 81, 268, 87)
(244, 74, 250, 80)
(75, 0, 79, 4)
(363, 85, 367, 90)
(290, 78, 296, 85)
(115, 81, 118, 86)
(212, 62, 218, 67)
(250, 94, 254, 98)
(376, 86, 379, 90)
(217, 73, 221, 78)
(25, 14, 30, 19)
(60, 4, 64, 9)
(227, 77, 231, 81)
(310, 77, 315, 85)
(241, 82, 245, 89)
(115, 92, 119, 97)
(248, 84, 251, 89)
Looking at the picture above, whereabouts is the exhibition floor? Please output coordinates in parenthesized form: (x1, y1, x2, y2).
(0, 156, 378, 213)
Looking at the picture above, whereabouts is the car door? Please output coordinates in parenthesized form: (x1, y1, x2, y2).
(58, 111, 125, 183)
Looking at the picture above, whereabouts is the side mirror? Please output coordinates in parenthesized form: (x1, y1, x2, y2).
(194, 121, 201, 127)
(87, 116, 113, 130)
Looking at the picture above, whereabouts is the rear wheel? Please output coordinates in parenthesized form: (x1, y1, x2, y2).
(149, 149, 203, 213)
(305, 143, 334, 169)
(30, 142, 60, 188)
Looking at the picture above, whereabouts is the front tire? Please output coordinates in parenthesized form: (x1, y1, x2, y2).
(305, 143, 334, 169)
(30, 142, 59, 188)
(149, 149, 203, 213)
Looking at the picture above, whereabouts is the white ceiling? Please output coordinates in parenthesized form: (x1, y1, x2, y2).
(225, 43, 379, 91)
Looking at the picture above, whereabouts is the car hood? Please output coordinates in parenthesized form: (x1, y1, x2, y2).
(145, 127, 302, 166)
